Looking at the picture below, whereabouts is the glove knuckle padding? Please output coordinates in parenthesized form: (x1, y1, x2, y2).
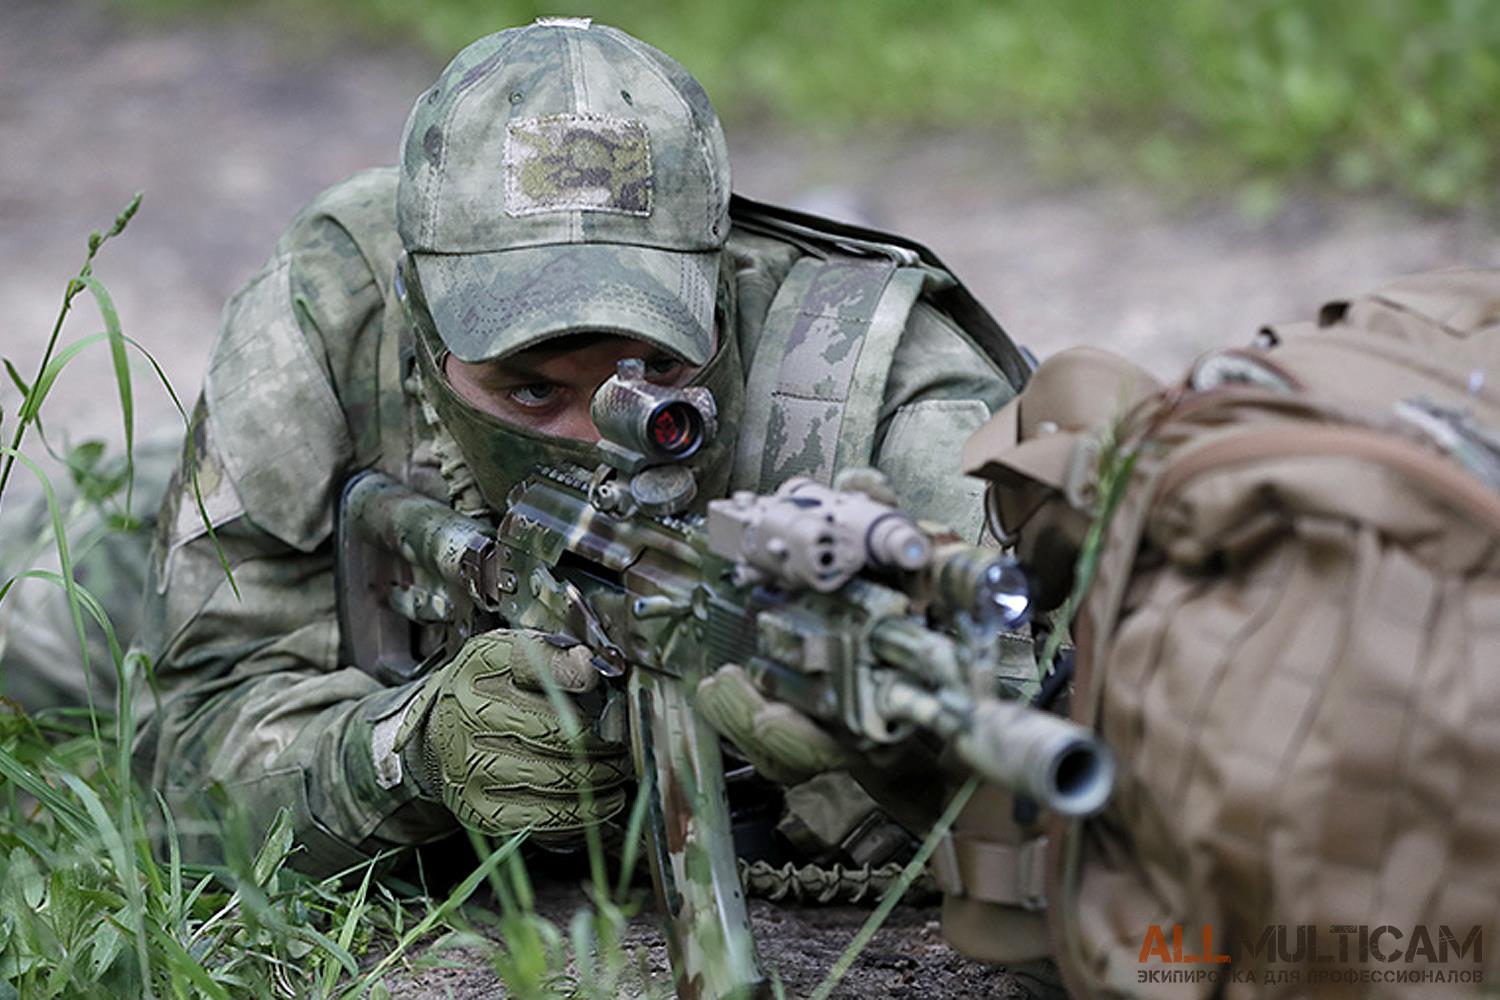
(416, 628, 629, 839)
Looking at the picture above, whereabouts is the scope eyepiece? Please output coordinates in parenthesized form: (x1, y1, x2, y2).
(592, 359, 718, 473)
(648, 400, 703, 457)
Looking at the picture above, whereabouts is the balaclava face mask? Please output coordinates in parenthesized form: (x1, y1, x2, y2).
(402, 256, 744, 517)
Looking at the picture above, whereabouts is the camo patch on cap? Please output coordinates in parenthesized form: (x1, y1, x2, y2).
(505, 114, 653, 217)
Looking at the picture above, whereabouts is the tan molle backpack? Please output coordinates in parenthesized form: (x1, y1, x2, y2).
(962, 269, 1500, 998)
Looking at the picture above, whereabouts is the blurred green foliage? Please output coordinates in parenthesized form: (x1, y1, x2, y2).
(117, 0, 1500, 202)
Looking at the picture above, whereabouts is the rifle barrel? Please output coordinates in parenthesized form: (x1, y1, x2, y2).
(879, 678, 1114, 817)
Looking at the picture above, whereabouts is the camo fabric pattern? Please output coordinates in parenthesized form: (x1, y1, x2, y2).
(397, 23, 727, 254)
(505, 114, 652, 216)
(757, 260, 896, 490)
(413, 242, 718, 367)
(119, 163, 1019, 875)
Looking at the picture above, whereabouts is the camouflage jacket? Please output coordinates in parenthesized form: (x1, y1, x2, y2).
(134, 168, 1018, 873)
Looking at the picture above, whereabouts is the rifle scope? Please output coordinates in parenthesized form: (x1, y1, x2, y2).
(592, 358, 718, 472)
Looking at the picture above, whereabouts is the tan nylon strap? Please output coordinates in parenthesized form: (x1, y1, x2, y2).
(931, 832, 1049, 910)
(732, 254, 918, 493)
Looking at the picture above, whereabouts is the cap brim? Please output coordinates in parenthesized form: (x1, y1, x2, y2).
(412, 243, 718, 366)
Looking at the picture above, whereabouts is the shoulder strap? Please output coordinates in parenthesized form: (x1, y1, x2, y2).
(731, 252, 927, 491)
(308, 168, 412, 481)
(729, 194, 1037, 391)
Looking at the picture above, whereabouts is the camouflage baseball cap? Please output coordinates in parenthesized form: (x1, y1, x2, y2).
(397, 18, 731, 366)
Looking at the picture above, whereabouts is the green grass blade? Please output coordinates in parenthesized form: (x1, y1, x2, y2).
(1035, 427, 1139, 680)
(60, 772, 154, 997)
(154, 791, 186, 936)
(115, 653, 156, 901)
(808, 776, 981, 1000)
(0, 447, 108, 757)
(569, 908, 597, 997)
(181, 873, 216, 922)
(76, 276, 134, 512)
(467, 829, 517, 914)
(320, 861, 376, 996)
(612, 770, 653, 900)
(147, 921, 230, 1000)
(250, 808, 295, 888)
(3, 359, 31, 400)
(343, 831, 525, 997)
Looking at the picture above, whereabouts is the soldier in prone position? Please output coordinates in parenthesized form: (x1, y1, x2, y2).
(123, 15, 1044, 903)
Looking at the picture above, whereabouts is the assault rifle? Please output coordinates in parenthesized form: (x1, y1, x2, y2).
(336, 359, 1114, 999)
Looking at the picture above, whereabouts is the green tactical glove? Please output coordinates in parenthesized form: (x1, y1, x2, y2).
(694, 663, 856, 785)
(695, 663, 949, 836)
(393, 628, 631, 846)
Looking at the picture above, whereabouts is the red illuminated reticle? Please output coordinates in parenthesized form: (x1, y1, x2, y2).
(650, 402, 698, 454)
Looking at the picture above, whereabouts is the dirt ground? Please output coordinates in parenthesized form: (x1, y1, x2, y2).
(378, 876, 1040, 999)
(5, 2, 1500, 997)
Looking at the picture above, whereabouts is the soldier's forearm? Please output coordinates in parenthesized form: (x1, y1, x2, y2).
(150, 667, 453, 875)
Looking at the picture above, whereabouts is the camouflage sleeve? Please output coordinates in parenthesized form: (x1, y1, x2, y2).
(135, 207, 453, 875)
(872, 301, 1017, 540)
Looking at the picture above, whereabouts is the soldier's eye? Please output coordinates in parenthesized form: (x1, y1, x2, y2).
(509, 383, 559, 407)
(644, 356, 684, 380)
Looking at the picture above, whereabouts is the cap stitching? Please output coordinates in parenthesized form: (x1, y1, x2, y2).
(569, 27, 592, 112)
(561, 27, 585, 243)
(605, 29, 721, 239)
